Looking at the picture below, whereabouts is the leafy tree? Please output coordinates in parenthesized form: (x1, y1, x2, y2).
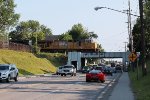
(88, 32, 98, 39)
(132, 1, 150, 56)
(132, 0, 150, 76)
(63, 23, 98, 41)
(132, 19, 141, 52)
(144, 0, 150, 56)
(68, 23, 86, 41)
(9, 20, 52, 44)
(98, 44, 104, 52)
(59, 32, 73, 41)
(40, 25, 52, 37)
(0, 0, 20, 33)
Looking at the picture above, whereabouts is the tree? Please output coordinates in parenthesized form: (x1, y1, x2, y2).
(131, 0, 150, 76)
(9, 20, 52, 44)
(40, 25, 52, 37)
(59, 32, 73, 41)
(65, 23, 98, 41)
(98, 44, 104, 52)
(0, 0, 20, 33)
(88, 32, 98, 39)
(68, 23, 86, 41)
(132, 19, 141, 52)
(144, 0, 150, 56)
(132, 1, 150, 57)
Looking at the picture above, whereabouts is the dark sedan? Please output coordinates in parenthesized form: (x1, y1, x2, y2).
(103, 66, 113, 76)
(81, 66, 90, 73)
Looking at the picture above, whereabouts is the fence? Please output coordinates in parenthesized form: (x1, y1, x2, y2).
(0, 41, 31, 52)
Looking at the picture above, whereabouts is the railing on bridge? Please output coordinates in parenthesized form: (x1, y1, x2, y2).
(81, 52, 129, 58)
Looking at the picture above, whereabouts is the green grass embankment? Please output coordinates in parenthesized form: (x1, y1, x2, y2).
(37, 52, 67, 67)
(129, 59, 150, 100)
(0, 49, 56, 75)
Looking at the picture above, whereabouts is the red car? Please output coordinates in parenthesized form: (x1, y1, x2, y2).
(86, 70, 105, 83)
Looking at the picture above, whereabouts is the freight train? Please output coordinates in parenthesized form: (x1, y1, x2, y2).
(38, 39, 100, 53)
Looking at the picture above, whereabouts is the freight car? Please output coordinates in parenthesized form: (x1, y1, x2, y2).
(38, 39, 100, 53)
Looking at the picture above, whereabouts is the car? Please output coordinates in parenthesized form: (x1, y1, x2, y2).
(94, 66, 104, 72)
(81, 66, 90, 73)
(60, 65, 76, 76)
(56, 66, 64, 75)
(111, 67, 117, 73)
(86, 69, 105, 83)
(0, 64, 19, 82)
(103, 66, 113, 76)
(123, 66, 128, 72)
(115, 65, 123, 73)
(91, 64, 98, 69)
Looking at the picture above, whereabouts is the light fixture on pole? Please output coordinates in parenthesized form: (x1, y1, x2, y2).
(94, 6, 139, 17)
(94, 5, 139, 72)
(94, 6, 139, 53)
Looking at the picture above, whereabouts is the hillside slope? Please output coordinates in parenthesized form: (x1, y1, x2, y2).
(0, 49, 56, 75)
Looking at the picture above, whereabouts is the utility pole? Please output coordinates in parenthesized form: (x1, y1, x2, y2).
(124, 42, 128, 67)
(139, 0, 147, 76)
(128, 0, 133, 52)
(123, 9, 130, 43)
(128, 0, 135, 72)
(124, 42, 128, 52)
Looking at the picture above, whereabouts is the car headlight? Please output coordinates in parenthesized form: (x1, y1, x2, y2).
(70, 69, 73, 72)
(2, 71, 8, 75)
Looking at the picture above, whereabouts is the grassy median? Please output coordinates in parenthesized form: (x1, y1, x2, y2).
(129, 59, 150, 100)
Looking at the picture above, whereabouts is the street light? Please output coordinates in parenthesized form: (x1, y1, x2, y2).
(95, 3, 146, 75)
(94, 7, 139, 17)
(94, 6, 139, 52)
(94, 6, 138, 71)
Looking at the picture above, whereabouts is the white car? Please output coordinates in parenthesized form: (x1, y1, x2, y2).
(0, 64, 19, 82)
(60, 65, 76, 76)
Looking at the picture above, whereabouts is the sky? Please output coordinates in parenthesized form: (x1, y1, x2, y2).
(14, 0, 139, 52)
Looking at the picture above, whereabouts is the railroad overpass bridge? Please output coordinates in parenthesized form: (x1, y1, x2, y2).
(67, 52, 130, 70)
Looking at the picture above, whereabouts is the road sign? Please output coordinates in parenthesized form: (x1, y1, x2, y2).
(128, 52, 137, 62)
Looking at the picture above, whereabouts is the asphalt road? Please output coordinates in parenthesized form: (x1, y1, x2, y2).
(0, 73, 119, 100)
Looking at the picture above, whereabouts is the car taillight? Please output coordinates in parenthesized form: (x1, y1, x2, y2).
(86, 73, 91, 76)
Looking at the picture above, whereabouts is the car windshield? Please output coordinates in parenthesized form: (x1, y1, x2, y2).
(59, 66, 63, 69)
(0, 66, 9, 70)
(64, 66, 73, 68)
(92, 65, 98, 67)
(105, 66, 111, 69)
(89, 70, 101, 74)
(83, 66, 89, 70)
(95, 66, 102, 70)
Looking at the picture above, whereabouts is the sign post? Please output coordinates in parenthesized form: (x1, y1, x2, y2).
(136, 52, 140, 80)
(128, 52, 137, 72)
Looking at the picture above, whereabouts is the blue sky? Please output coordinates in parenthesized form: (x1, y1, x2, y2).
(14, 0, 139, 52)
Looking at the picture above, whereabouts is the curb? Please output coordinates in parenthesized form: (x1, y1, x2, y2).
(96, 73, 122, 100)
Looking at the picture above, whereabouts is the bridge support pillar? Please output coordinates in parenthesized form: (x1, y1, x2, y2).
(68, 52, 81, 70)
